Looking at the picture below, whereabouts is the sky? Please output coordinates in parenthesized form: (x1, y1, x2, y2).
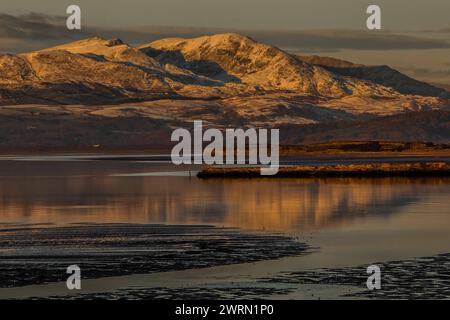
(1, 0, 450, 85)
(2, 0, 450, 30)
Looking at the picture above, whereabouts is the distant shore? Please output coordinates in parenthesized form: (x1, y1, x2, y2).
(1, 141, 450, 157)
(198, 162, 450, 178)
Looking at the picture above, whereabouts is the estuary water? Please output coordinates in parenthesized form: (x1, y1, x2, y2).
(0, 155, 450, 298)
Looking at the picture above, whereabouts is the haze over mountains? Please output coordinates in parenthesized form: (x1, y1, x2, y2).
(0, 33, 449, 148)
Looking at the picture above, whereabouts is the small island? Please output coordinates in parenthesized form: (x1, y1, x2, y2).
(198, 162, 450, 178)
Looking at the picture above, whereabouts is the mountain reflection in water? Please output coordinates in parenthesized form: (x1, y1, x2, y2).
(0, 160, 449, 232)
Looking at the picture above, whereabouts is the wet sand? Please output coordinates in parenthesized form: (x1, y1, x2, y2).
(0, 223, 309, 289)
(4, 250, 450, 300)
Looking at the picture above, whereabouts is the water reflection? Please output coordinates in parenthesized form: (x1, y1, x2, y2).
(0, 161, 449, 232)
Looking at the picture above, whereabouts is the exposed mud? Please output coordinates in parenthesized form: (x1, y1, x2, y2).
(0, 223, 309, 288)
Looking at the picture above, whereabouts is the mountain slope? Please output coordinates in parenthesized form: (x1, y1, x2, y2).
(298, 55, 448, 98)
(44, 37, 161, 69)
(1, 38, 179, 104)
(141, 33, 404, 98)
(0, 33, 448, 117)
(280, 110, 450, 144)
(142, 33, 346, 96)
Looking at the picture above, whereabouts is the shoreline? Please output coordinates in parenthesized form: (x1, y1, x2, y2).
(198, 162, 450, 178)
(0, 141, 450, 157)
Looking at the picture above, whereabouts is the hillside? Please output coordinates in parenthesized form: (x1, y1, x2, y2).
(0, 106, 448, 152)
(0, 33, 450, 149)
(280, 110, 450, 144)
(0, 34, 447, 110)
(298, 55, 449, 98)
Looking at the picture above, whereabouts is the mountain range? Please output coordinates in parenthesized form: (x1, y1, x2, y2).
(0, 33, 449, 149)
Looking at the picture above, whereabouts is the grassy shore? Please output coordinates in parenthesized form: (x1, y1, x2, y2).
(280, 141, 450, 156)
(198, 162, 450, 178)
(1, 141, 449, 157)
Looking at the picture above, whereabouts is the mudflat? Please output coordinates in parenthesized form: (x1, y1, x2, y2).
(0, 223, 309, 288)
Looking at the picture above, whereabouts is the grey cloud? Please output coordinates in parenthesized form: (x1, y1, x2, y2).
(248, 29, 450, 52)
(123, 27, 450, 51)
(1, 12, 450, 54)
(398, 66, 450, 87)
(0, 12, 95, 52)
(433, 27, 450, 33)
(0, 13, 90, 40)
(400, 66, 450, 78)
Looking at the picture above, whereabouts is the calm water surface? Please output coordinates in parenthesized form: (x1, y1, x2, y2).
(1, 157, 450, 268)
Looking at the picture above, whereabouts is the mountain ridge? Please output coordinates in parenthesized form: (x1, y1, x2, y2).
(298, 55, 448, 98)
(1, 33, 448, 106)
(1, 33, 450, 146)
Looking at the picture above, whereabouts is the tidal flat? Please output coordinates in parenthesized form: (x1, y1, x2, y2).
(22, 252, 450, 300)
(0, 223, 309, 288)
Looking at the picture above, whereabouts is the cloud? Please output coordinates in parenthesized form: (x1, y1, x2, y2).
(124, 28, 450, 51)
(400, 66, 450, 78)
(248, 29, 450, 52)
(0, 12, 95, 52)
(1, 12, 450, 53)
(398, 65, 450, 86)
(430, 27, 450, 33)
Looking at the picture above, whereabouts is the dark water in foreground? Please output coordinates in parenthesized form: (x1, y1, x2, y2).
(0, 156, 450, 298)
